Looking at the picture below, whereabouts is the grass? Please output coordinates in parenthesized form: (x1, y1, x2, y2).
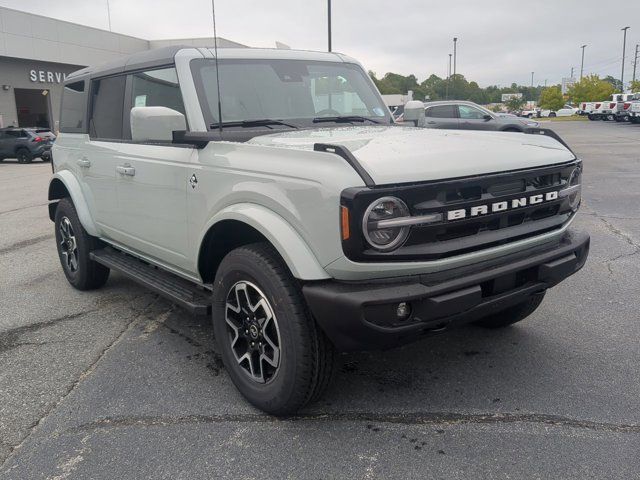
(534, 115, 588, 122)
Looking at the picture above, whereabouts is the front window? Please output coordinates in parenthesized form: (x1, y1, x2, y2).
(191, 59, 391, 128)
(458, 104, 489, 120)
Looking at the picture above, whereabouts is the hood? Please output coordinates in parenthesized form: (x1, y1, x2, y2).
(247, 126, 575, 185)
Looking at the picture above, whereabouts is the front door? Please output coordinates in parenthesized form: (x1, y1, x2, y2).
(113, 67, 193, 271)
(458, 104, 496, 130)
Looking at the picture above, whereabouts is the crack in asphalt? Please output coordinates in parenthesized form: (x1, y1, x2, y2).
(0, 234, 53, 256)
(0, 296, 160, 469)
(0, 311, 98, 354)
(68, 412, 640, 435)
(0, 202, 49, 217)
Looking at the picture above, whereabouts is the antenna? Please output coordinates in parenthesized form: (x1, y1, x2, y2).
(211, 0, 223, 133)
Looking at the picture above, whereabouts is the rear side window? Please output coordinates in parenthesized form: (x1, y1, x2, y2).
(60, 80, 87, 133)
(426, 105, 456, 118)
(89, 75, 126, 140)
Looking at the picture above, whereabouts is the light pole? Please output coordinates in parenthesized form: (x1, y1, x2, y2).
(531, 71, 534, 88)
(633, 44, 639, 83)
(446, 53, 452, 100)
(453, 37, 458, 76)
(580, 44, 587, 79)
(621, 26, 630, 91)
(327, 0, 332, 52)
(570, 67, 574, 79)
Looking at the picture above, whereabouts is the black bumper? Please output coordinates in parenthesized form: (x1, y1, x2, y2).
(303, 230, 589, 352)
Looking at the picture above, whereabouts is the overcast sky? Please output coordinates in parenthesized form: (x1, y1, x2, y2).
(2, 0, 640, 87)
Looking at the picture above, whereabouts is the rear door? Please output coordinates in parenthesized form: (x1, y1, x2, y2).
(82, 75, 126, 236)
(424, 104, 459, 129)
(458, 104, 496, 130)
(113, 66, 193, 271)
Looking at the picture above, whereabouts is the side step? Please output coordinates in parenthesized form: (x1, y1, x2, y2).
(90, 247, 211, 316)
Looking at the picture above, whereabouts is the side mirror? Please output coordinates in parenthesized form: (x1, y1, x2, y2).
(483, 114, 493, 121)
(403, 100, 426, 127)
(130, 106, 186, 142)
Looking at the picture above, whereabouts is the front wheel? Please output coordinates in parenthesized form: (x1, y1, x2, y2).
(212, 243, 336, 416)
(54, 198, 110, 290)
(549, 112, 556, 118)
(473, 292, 546, 329)
(16, 148, 32, 163)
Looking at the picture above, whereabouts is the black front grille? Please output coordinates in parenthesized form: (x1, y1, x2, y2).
(341, 160, 580, 262)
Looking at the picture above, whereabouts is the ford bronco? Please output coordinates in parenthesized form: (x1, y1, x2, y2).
(49, 46, 589, 415)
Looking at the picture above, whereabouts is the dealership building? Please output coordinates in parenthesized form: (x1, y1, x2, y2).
(0, 6, 244, 130)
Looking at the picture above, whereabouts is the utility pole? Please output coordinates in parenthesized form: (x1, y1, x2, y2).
(446, 53, 452, 100)
(531, 71, 534, 88)
(453, 37, 458, 76)
(580, 44, 587, 79)
(633, 44, 639, 83)
(327, 0, 332, 52)
(621, 26, 630, 91)
(570, 67, 574, 79)
(106, 0, 112, 31)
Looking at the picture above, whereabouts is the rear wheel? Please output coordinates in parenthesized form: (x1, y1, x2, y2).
(16, 148, 32, 163)
(473, 292, 546, 329)
(212, 243, 336, 416)
(54, 198, 110, 290)
(549, 112, 556, 118)
(587, 114, 595, 121)
(623, 114, 631, 122)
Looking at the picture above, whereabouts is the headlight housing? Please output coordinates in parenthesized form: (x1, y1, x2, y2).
(362, 196, 410, 251)
(567, 164, 582, 211)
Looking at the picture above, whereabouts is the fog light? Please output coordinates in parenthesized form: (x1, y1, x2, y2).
(396, 302, 411, 320)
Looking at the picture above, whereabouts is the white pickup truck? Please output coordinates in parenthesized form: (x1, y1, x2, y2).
(589, 93, 639, 121)
(628, 101, 640, 123)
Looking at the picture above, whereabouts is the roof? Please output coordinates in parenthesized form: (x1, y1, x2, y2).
(66, 46, 360, 81)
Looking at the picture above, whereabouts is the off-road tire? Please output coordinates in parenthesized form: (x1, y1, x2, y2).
(54, 197, 110, 290)
(16, 148, 32, 163)
(212, 243, 336, 416)
(473, 291, 546, 329)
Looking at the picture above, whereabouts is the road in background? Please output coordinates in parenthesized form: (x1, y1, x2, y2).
(1, 121, 639, 479)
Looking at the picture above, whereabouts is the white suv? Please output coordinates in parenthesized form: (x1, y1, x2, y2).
(49, 46, 589, 415)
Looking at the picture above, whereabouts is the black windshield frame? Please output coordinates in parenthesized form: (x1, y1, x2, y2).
(190, 58, 393, 131)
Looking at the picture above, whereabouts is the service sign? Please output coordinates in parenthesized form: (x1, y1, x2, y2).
(29, 70, 68, 84)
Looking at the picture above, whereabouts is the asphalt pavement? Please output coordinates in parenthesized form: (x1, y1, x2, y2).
(1, 121, 639, 479)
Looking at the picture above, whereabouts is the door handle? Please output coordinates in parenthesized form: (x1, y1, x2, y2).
(77, 158, 91, 168)
(116, 165, 135, 176)
(426, 121, 437, 124)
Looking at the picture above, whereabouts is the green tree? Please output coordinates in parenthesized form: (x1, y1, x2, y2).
(629, 80, 640, 92)
(567, 75, 615, 103)
(505, 96, 525, 112)
(538, 87, 565, 111)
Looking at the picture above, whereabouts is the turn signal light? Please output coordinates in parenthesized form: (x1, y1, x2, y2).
(340, 206, 350, 241)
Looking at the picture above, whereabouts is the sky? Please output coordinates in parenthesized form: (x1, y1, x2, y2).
(2, 0, 640, 87)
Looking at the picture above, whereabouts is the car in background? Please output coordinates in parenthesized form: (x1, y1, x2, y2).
(540, 105, 579, 117)
(0, 127, 56, 163)
(422, 101, 539, 131)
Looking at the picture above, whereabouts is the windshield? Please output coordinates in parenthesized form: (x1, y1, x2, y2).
(191, 58, 391, 128)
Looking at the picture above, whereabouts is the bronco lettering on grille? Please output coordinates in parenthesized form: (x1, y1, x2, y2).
(446, 191, 559, 221)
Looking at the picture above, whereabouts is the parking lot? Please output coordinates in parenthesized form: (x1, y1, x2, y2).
(0, 121, 639, 479)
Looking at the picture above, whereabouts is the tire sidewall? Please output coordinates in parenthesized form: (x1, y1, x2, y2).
(212, 249, 310, 413)
(54, 199, 94, 288)
(16, 149, 32, 163)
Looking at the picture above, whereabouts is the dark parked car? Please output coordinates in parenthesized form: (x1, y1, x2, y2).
(0, 127, 56, 163)
(422, 101, 539, 132)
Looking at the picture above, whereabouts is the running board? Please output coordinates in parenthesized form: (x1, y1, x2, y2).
(90, 248, 211, 316)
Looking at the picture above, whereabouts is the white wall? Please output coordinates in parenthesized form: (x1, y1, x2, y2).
(0, 6, 150, 67)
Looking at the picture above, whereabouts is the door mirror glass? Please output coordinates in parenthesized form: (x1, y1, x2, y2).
(130, 106, 186, 142)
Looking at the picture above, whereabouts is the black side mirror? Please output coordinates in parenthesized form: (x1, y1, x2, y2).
(483, 114, 493, 121)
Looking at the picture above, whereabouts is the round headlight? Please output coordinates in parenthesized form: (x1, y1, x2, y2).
(568, 165, 582, 210)
(362, 196, 410, 251)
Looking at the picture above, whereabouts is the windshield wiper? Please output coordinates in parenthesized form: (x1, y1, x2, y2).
(210, 119, 298, 129)
(312, 115, 380, 124)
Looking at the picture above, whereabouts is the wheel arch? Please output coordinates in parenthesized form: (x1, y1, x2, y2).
(48, 172, 99, 236)
(197, 204, 331, 283)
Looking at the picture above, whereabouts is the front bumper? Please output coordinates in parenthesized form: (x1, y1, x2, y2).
(303, 230, 589, 352)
